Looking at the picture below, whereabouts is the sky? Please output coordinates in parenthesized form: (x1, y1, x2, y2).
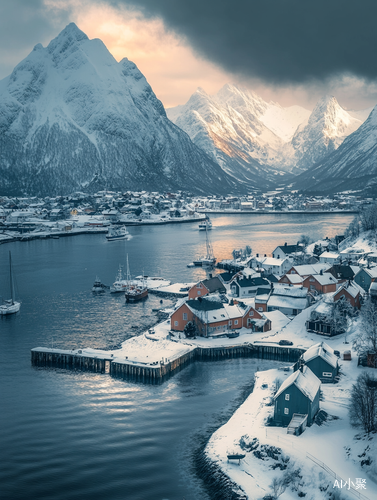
(1, 0, 377, 111)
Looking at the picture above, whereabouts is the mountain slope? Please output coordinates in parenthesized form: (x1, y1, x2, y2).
(291, 95, 363, 172)
(0, 23, 240, 196)
(292, 105, 377, 194)
(167, 84, 311, 182)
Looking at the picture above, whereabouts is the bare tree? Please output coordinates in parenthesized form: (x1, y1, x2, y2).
(354, 297, 377, 355)
(324, 297, 353, 335)
(349, 373, 377, 434)
(270, 477, 287, 499)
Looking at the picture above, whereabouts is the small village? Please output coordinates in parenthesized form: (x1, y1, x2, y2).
(30, 206, 377, 500)
(0, 190, 372, 244)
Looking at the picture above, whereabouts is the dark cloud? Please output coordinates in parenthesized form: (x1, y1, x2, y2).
(114, 0, 377, 85)
(0, 0, 71, 78)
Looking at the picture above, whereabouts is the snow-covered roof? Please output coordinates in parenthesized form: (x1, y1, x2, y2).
(302, 342, 338, 369)
(258, 257, 287, 266)
(272, 284, 308, 298)
(290, 263, 330, 276)
(268, 295, 308, 310)
(274, 366, 321, 402)
(283, 274, 303, 284)
(319, 251, 339, 259)
(335, 281, 364, 298)
(309, 273, 337, 286)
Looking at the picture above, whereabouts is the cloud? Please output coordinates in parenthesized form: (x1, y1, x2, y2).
(115, 0, 377, 85)
(0, 0, 71, 78)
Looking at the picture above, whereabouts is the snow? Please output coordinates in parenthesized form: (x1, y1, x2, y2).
(275, 365, 321, 401)
(302, 342, 338, 369)
(206, 357, 377, 500)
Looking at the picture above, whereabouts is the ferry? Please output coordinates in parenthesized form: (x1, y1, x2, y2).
(106, 225, 130, 241)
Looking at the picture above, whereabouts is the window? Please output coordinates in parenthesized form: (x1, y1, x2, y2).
(174, 321, 178, 326)
(322, 372, 332, 378)
(234, 320, 238, 325)
(285, 394, 290, 401)
(197, 283, 202, 288)
(309, 277, 315, 282)
(284, 408, 289, 415)
(258, 307, 263, 312)
(229, 320, 232, 326)
(249, 310, 254, 316)
(197, 290, 201, 296)
(183, 313, 187, 320)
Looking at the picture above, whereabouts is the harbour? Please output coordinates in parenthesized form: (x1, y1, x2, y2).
(0, 212, 354, 500)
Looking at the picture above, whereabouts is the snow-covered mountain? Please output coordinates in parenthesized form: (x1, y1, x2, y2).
(167, 87, 370, 182)
(291, 95, 363, 171)
(167, 85, 310, 181)
(0, 24, 240, 196)
(292, 105, 377, 194)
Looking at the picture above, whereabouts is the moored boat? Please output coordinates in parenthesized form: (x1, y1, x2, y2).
(92, 276, 107, 293)
(0, 251, 21, 316)
(124, 256, 148, 302)
(193, 224, 216, 267)
(198, 217, 212, 231)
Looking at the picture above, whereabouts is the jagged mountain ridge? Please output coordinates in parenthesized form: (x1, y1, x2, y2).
(167, 85, 310, 180)
(0, 23, 241, 196)
(291, 95, 363, 172)
(168, 87, 368, 181)
(292, 105, 377, 194)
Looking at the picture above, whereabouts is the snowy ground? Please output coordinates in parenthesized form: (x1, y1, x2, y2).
(206, 359, 376, 500)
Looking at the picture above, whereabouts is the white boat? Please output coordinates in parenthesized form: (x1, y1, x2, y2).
(193, 224, 216, 267)
(110, 265, 127, 293)
(0, 251, 21, 315)
(106, 225, 130, 241)
(198, 217, 212, 231)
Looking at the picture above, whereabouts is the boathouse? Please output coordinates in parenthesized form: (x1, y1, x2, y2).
(274, 366, 321, 426)
(188, 276, 226, 300)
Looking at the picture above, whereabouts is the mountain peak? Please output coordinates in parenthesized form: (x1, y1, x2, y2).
(47, 23, 88, 54)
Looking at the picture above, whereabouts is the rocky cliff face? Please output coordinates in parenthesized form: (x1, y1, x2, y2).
(0, 23, 239, 196)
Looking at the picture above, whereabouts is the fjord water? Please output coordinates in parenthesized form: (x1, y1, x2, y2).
(0, 213, 353, 500)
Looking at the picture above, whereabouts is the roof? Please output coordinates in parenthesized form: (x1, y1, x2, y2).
(335, 281, 364, 298)
(356, 267, 377, 278)
(274, 244, 301, 255)
(308, 273, 337, 286)
(283, 274, 303, 284)
(289, 263, 330, 276)
(268, 295, 308, 310)
(272, 284, 308, 298)
(302, 342, 338, 369)
(327, 265, 355, 280)
(201, 276, 226, 293)
(259, 257, 287, 266)
(233, 277, 269, 288)
(218, 272, 236, 283)
(274, 366, 321, 402)
(186, 298, 224, 312)
(319, 251, 339, 259)
(265, 274, 279, 283)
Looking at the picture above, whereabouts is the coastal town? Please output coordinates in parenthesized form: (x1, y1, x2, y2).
(28, 205, 377, 500)
(0, 190, 370, 244)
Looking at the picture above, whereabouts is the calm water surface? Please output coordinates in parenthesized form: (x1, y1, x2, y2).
(0, 213, 353, 500)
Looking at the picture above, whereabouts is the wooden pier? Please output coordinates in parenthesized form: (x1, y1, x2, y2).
(31, 343, 305, 384)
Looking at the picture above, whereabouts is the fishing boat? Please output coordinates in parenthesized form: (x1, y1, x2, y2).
(92, 276, 107, 293)
(193, 225, 216, 267)
(124, 256, 148, 302)
(110, 265, 127, 293)
(0, 251, 21, 315)
(106, 225, 130, 241)
(198, 217, 212, 231)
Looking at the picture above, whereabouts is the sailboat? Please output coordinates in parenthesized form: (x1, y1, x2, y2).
(124, 255, 148, 302)
(193, 225, 216, 267)
(0, 251, 21, 315)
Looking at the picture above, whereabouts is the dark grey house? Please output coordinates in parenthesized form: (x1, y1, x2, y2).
(295, 342, 339, 383)
(230, 276, 270, 298)
(274, 366, 321, 426)
(354, 267, 377, 292)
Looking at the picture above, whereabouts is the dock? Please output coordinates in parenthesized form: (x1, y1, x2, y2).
(31, 343, 305, 384)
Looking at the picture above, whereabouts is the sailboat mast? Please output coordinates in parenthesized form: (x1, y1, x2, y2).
(9, 251, 14, 305)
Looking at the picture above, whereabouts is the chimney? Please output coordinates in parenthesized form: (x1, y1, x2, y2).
(320, 269, 323, 275)
(209, 273, 213, 278)
(284, 242, 287, 246)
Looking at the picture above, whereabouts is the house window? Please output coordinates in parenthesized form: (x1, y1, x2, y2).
(284, 408, 289, 415)
(183, 313, 187, 320)
(258, 307, 263, 312)
(322, 372, 332, 378)
(285, 394, 290, 401)
(234, 320, 238, 325)
(174, 321, 178, 326)
(197, 283, 202, 288)
(309, 277, 315, 282)
(197, 290, 201, 295)
(249, 310, 254, 316)
(229, 320, 232, 326)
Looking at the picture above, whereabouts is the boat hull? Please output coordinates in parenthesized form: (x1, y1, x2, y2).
(125, 288, 148, 302)
(0, 301, 21, 315)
